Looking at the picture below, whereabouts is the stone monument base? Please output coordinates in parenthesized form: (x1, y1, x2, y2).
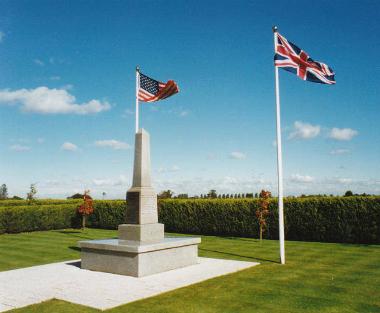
(79, 237, 201, 277)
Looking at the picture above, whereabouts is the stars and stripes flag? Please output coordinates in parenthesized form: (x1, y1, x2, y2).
(274, 32, 336, 85)
(138, 72, 179, 102)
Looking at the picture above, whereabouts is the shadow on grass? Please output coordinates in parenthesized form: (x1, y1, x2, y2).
(55, 230, 104, 240)
(69, 246, 81, 252)
(199, 247, 280, 264)
(56, 230, 82, 234)
(218, 236, 262, 243)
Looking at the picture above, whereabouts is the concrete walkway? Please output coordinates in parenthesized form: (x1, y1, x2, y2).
(0, 258, 258, 312)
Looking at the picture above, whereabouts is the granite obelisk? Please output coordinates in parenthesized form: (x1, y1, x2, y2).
(119, 129, 164, 243)
(79, 129, 200, 277)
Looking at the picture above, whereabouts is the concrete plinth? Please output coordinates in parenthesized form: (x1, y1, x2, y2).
(79, 237, 201, 277)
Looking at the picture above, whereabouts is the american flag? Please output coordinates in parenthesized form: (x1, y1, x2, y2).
(138, 72, 179, 102)
(274, 33, 335, 85)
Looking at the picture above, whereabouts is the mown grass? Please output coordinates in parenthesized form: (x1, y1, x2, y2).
(0, 229, 379, 313)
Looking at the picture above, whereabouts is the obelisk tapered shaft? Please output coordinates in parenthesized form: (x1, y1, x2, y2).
(126, 129, 159, 226)
(132, 129, 151, 187)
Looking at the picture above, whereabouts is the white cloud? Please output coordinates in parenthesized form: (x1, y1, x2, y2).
(229, 151, 246, 160)
(61, 84, 73, 90)
(9, 144, 30, 152)
(179, 110, 189, 117)
(0, 31, 4, 43)
(122, 109, 134, 118)
(289, 121, 320, 139)
(94, 140, 130, 150)
(61, 142, 78, 151)
(206, 153, 217, 160)
(330, 149, 350, 155)
(50, 76, 61, 81)
(157, 165, 181, 173)
(33, 59, 44, 66)
(290, 174, 315, 183)
(37, 138, 45, 144)
(336, 178, 353, 184)
(329, 128, 358, 141)
(0, 86, 110, 114)
(92, 175, 128, 187)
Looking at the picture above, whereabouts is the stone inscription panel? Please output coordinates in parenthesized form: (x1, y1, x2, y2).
(140, 193, 158, 224)
(126, 191, 140, 224)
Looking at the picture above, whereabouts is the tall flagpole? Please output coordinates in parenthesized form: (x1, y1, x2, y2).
(273, 26, 285, 265)
(135, 66, 140, 133)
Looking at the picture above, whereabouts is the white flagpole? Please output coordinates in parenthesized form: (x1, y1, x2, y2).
(273, 26, 285, 265)
(135, 66, 140, 133)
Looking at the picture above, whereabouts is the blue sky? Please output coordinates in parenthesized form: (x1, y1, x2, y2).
(0, 0, 379, 198)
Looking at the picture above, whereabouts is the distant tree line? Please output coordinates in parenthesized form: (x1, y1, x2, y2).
(158, 189, 377, 199)
(158, 189, 261, 199)
(0, 183, 377, 200)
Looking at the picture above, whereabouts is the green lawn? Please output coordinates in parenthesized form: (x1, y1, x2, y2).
(0, 229, 379, 313)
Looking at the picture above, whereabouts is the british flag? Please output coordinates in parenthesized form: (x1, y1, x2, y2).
(138, 72, 179, 102)
(274, 32, 335, 85)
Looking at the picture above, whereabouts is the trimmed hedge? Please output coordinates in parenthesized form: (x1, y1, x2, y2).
(0, 199, 81, 207)
(0, 204, 81, 234)
(0, 200, 126, 234)
(0, 197, 379, 244)
(88, 201, 126, 229)
(159, 197, 380, 244)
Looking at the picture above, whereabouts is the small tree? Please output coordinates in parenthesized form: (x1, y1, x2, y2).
(208, 189, 217, 199)
(27, 184, 37, 203)
(77, 190, 94, 229)
(67, 193, 85, 199)
(102, 191, 106, 200)
(158, 190, 173, 199)
(344, 190, 353, 197)
(256, 190, 271, 242)
(0, 184, 8, 200)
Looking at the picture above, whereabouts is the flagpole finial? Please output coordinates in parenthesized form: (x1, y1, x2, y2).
(136, 66, 140, 72)
(272, 26, 278, 33)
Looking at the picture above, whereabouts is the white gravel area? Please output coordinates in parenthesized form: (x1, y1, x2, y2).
(0, 257, 258, 312)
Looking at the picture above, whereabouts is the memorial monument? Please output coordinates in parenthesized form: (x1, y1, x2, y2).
(79, 129, 200, 277)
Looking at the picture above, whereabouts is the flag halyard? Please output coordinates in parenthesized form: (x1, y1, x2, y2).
(274, 33, 335, 85)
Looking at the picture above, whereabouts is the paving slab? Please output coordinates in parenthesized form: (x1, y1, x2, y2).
(0, 257, 258, 312)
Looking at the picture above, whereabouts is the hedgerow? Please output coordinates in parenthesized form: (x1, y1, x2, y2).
(0, 204, 80, 234)
(88, 201, 126, 229)
(0, 197, 379, 244)
(159, 197, 380, 244)
(0, 199, 81, 207)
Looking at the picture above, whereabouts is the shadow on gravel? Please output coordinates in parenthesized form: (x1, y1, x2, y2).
(66, 261, 81, 268)
(199, 247, 279, 264)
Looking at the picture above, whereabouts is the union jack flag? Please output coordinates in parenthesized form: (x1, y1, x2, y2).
(274, 33, 335, 85)
(138, 72, 179, 102)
